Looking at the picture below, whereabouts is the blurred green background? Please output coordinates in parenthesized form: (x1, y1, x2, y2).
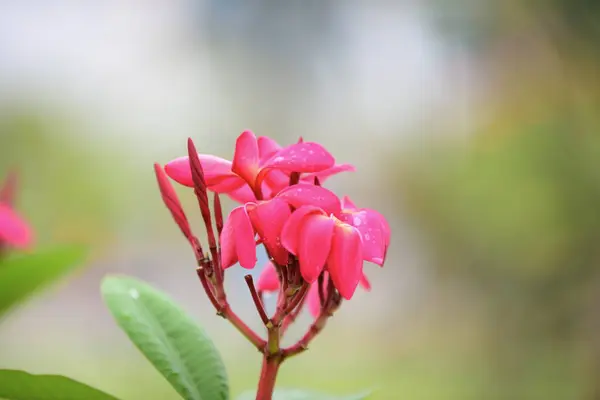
(1, 1, 599, 399)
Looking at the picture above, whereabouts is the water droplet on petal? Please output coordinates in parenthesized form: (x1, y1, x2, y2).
(353, 216, 362, 226)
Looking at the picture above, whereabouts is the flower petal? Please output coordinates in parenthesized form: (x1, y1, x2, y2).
(276, 184, 341, 216)
(327, 222, 363, 300)
(165, 154, 239, 188)
(263, 142, 335, 173)
(280, 205, 324, 254)
(340, 208, 389, 266)
(256, 261, 280, 292)
(302, 163, 356, 184)
(262, 169, 290, 197)
(258, 136, 282, 163)
(222, 184, 256, 204)
(220, 205, 257, 269)
(0, 203, 33, 249)
(232, 130, 260, 187)
(298, 214, 334, 283)
(359, 273, 372, 291)
(341, 195, 358, 211)
(306, 282, 322, 317)
(248, 198, 291, 266)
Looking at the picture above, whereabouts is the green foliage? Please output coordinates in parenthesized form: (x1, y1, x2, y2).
(236, 388, 371, 400)
(0, 369, 119, 400)
(0, 245, 87, 318)
(101, 275, 229, 400)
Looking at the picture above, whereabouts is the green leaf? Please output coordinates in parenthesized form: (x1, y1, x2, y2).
(0, 369, 120, 400)
(0, 245, 87, 318)
(235, 389, 372, 400)
(101, 275, 229, 400)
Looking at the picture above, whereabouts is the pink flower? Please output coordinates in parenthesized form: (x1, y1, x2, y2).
(164, 130, 353, 202)
(0, 172, 33, 250)
(0, 204, 32, 249)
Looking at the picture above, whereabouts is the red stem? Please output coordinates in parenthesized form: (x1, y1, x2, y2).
(255, 355, 281, 400)
(196, 267, 266, 351)
(221, 304, 266, 351)
(245, 275, 270, 325)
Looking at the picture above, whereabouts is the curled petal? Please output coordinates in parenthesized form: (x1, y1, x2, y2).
(340, 209, 389, 266)
(306, 283, 321, 318)
(276, 184, 341, 216)
(248, 198, 291, 266)
(0, 203, 33, 249)
(258, 136, 282, 163)
(359, 273, 372, 291)
(165, 154, 239, 188)
(327, 222, 363, 300)
(262, 142, 335, 173)
(302, 163, 356, 184)
(256, 261, 280, 292)
(280, 205, 324, 254)
(232, 130, 260, 187)
(220, 206, 257, 269)
(262, 169, 290, 198)
(222, 184, 256, 204)
(341, 195, 358, 211)
(298, 214, 334, 283)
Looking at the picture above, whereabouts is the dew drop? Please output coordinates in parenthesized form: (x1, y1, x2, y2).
(129, 288, 140, 299)
(353, 216, 362, 226)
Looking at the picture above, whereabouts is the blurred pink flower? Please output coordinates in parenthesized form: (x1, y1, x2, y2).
(0, 172, 33, 250)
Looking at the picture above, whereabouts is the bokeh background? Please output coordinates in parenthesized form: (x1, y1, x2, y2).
(1, 1, 599, 399)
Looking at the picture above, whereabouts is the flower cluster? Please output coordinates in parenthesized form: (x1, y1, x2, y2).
(154, 130, 389, 364)
(0, 171, 32, 255)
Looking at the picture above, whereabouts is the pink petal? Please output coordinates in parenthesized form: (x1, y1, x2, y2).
(165, 154, 239, 189)
(306, 283, 321, 317)
(262, 142, 335, 173)
(258, 136, 282, 163)
(275, 184, 342, 216)
(359, 273, 372, 291)
(341, 195, 358, 211)
(220, 205, 257, 269)
(262, 169, 290, 197)
(327, 222, 363, 300)
(298, 214, 334, 283)
(302, 163, 356, 184)
(0, 203, 33, 249)
(339, 209, 388, 266)
(256, 261, 280, 292)
(223, 184, 256, 204)
(280, 205, 324, 254)
(232, 130, 260, 187)
(248, 198, 291, 266)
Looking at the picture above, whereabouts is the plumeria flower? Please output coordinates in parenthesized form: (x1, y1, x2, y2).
(0, 172, 33, 250)
(164, 130, 353, 203)
(155, 132, 392, 395)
